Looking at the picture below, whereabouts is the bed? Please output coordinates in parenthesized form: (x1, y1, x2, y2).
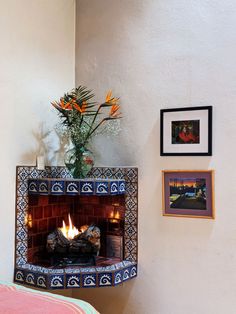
(0, 281, 99, 314)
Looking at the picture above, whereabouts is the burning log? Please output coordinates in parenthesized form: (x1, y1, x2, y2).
(46, 215, 101, 266)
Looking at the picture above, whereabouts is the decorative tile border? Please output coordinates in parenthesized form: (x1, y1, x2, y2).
(66, 274, 80, 289)
(14, 262, 137, 289)
(14, 166, 138, 289)
(28, 178, 126, 196)
(98, 272, 113, 287)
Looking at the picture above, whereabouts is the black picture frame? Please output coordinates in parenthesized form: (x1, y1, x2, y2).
(160, 106, 212, 156)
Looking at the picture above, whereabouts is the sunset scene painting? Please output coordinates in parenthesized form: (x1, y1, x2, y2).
(169, 178, 206, 210)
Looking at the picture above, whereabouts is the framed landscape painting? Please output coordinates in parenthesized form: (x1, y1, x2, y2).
(160, 106, 212, 156)
(162, 170, 214, 219)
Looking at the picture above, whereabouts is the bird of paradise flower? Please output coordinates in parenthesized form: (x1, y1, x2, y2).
(51, 86, 121, 147)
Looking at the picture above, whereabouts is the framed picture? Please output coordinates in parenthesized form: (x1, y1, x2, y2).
(162, 170, 214, 219)
(160, 106, 212, 156)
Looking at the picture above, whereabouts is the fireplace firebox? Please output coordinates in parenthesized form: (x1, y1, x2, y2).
(14, 166, 138, 289)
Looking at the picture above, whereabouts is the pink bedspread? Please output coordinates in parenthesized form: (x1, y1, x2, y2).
(0, 283, 98, 314)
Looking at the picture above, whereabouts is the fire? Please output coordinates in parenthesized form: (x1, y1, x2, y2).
(109, 210, 120, 223)
(114, 211, 120, 219)
(60, 214, 80, 240)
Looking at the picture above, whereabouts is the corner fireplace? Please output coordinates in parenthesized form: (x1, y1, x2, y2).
(14, 166, 138, 289)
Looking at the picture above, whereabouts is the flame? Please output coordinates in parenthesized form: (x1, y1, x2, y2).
(25, 213, 33, 228)
(60, 214, 80, 240)
(114, 211, 120, 219)
(80, 225, 89, 233)
(109, 210, 120, 223)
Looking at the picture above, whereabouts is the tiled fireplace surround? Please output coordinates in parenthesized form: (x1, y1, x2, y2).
(14, 166, 138, 289)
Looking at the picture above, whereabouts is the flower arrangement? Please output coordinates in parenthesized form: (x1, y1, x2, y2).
(52, 86, 121, 178)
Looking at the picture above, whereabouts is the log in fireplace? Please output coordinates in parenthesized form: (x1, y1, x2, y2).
(47, 215, 101, 267)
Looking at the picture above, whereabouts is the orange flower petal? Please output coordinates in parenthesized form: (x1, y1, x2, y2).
(73, 103, 82, 112)
(105, 90, 112, 103)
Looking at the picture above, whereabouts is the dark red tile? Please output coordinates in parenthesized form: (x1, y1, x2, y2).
(28, 195, 39, 206)
(67, 195, 76, 204)
(34, 206, 43, 219)
(83, 205, 94, 216)
(38, 196, 49, 206)
(78, 216, 87, 226)
(78, 196, 90, 204)
(58, 195, 66, 203)
(43, 205, 52, 218)
(94, 207, 104, 217)
(28, 236, 33, 249)
(52, 205, 61, 217)
(88, 196, 100, 205)
(48, 217, 57, 231)
(74, 205, 83, 214)
(48, 195, 58, 204)
(57, 216, 63, 227)
(100, 196, 112, 204)
(31, 220, 38, 233)
(38, 219, 48, 233)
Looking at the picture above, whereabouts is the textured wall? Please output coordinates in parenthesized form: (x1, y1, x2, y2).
(75, 1, 236, 313)
(0, 0, 75, 281)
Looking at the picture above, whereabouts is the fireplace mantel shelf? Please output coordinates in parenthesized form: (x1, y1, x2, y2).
(28, 178, 126, 196)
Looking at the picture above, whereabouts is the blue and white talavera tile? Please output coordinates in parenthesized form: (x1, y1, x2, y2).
(38, 180, 49, 195)
(114, 270, 123, 286)
(35, 274, 47, 289)
(82, 273, 97, 288)
(119, 181, 126, 194)
(17, 197, 27, 211)
(80, 181, 95, 195)
(95, 182, 109, 195)
(49, 275, 64, 289)
(28, 180, 38, 194)
(50, 180, 65, 195)
(110, 181, 119, 195)
(66, 274, 80, 288)
(129, 264, 138, 279)
(122, 267, 131, 282)
(14, 269, 25, 284)
(98, 273, 113, 287)
(25, 271, 36, 286)
(66, 181, 79, 195)
(16, 229, 27, 241)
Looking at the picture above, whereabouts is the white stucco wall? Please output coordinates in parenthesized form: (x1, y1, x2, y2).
(74, 1, 236, 313)
(0, 0, 75, 282)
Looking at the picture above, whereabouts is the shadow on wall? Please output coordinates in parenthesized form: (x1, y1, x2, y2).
(20, 122, 69, 166)
(71, 280, 135, 314)
(75, 0, 150, 167)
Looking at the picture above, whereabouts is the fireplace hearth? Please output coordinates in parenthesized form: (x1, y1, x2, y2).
(14, 166, 138, 289)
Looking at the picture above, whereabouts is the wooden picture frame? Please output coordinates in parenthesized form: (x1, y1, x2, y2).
(162, 170, 215, 219)
(160, 106, 212, 156)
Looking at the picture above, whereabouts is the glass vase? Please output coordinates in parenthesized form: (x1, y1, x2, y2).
(64, 145, 94, 179)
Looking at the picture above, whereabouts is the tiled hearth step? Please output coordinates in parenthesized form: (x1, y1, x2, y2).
(28, 178, 126, 196)
(14, 261, 137, 289)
